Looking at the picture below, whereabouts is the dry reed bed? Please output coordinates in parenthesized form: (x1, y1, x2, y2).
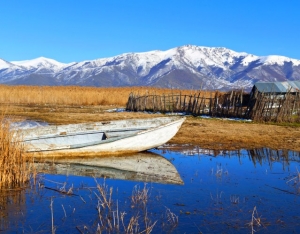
(93, 181, 161, 233)
(0, 85, 299, 152)
(0, 117, 32, 189)
(0, 85, 212, 106)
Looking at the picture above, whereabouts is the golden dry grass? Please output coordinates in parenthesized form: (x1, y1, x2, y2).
(0, 85, 299, 152)
(0, 117, 32, 189)
(0, 103, 163, 124)
(169, 117, 300, 151)
(0, 85, 213, 106)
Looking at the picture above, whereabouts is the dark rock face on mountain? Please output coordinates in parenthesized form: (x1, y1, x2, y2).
(1, 45, 300, 91)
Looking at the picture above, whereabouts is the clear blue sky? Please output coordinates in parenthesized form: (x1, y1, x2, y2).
(1, 0, 300, 63)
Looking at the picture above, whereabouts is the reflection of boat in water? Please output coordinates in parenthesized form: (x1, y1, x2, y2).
(35, 152, 184, 185)
(18, 117, 185, 157)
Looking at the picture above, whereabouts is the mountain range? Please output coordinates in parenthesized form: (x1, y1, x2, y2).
(1, 45, 300, 91)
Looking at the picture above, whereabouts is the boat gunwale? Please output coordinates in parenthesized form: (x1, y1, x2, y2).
(23, 127, 148, 141)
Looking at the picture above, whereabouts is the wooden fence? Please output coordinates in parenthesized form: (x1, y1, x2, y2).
(126, 89, 300, 123)
(245, 90, 300, 122)
(126, 90, 247, 118)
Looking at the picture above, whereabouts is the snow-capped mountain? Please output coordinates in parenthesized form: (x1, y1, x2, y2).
(1, 45, 300, 90)
(11, 57, 65, 70)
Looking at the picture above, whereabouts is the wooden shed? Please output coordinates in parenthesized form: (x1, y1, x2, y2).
(250, 81, 300, 96)
(245, 81, 300, 121)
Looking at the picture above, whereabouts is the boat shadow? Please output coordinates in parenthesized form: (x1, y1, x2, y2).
(34, 151, 184, 185)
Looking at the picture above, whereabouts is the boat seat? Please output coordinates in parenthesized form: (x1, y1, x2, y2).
(102, 132, 108, 140)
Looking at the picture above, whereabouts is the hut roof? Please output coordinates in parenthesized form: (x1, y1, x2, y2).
(254, 81, 300, 93)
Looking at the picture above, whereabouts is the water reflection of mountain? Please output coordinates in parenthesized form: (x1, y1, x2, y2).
(34, 151, 183, 185)
(158, 144, 300, 169)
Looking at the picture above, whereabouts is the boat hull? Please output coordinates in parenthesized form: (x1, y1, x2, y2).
(20, 117, 185, 157)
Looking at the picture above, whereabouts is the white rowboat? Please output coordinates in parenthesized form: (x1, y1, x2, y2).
(19, 116, 185, 157)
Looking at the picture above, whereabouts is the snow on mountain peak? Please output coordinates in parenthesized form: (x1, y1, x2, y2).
(11, 57, 66, 69)
(0, 58, 15, 69)
(78, 45, 292, 73)
(259, 55, 300, 66)
(174, 45, 250, 68)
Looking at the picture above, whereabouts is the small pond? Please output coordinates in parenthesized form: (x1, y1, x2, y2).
(2, 145, 300, 233)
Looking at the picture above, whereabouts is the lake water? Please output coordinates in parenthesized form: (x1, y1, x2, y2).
(2, 145, 300, 233)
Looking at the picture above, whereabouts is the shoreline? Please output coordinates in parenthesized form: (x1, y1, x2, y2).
(3, 104, 300, 152)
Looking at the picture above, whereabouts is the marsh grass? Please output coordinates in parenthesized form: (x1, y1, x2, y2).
(210, 190, 223, 205)
(286, 168, 300, 194)
(0, 85, 207, 107)
(164, 208, 179, 231)
(33, 176, 177, 233)
(1, 86, 299, 152)
(93, 180, 160, 233)
(0, 116, 32, 189)
(211, 164, 228, 178)
(230, 195, 240, 204)
(248, 206, 262, 234)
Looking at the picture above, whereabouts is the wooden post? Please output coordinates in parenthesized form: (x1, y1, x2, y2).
(153, 94, 155, 112)
(202, 96, 206, 114)
(195, 93, 199, 115)
(232, 91, 237, 117)
(198, 94, 204, 115)
(209, 92, 212, 116)
(191, 94, 196, 115)
(183, 95, 187, 112)
(187, 95, 192, 113)
(163, 94, 166, 112)
(179, 92, 182, 110)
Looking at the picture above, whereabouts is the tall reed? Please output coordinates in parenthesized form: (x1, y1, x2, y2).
(0, 85, 213, 106)
(94, 180, 157, 233)
(0, 117, 32, 189)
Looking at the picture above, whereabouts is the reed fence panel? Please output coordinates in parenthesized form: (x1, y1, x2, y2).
(126, 90, 300, 123)
(245, 90, 300, 123)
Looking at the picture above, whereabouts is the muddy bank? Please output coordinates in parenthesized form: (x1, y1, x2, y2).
(169, 117, 300, 152)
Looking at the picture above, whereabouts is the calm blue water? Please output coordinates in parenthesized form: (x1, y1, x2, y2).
(2, 146, 300, 233)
